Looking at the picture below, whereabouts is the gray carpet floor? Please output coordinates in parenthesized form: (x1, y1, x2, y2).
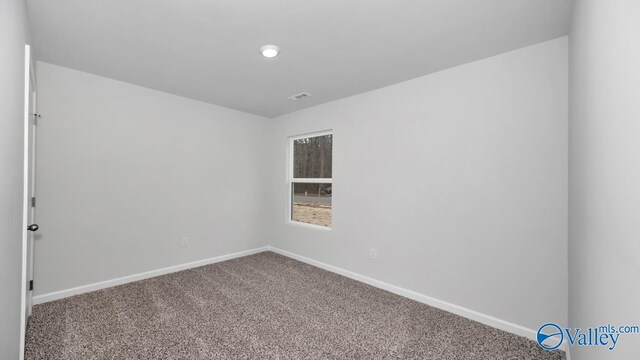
(25, 252, 565, 359)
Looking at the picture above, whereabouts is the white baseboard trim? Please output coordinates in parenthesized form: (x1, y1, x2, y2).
(33, 245, 550, 349)
(267, 246, 539, 343)
(32, 246, 270, 305)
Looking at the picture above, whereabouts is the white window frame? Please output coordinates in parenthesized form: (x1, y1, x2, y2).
(288, 130, 333, 231)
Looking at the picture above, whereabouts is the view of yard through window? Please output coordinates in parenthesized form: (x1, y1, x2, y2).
(292, 183, 332, 227)
(290, 133, 332, 228)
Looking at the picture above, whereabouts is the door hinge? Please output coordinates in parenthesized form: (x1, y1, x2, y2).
(29, 280, 33, 291)
(31, 196, 36, 207)
(33, 113, 41, 126)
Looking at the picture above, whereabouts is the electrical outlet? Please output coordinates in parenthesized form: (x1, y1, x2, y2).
(369, 248, 378, 260)
(181, 237, 189, 248)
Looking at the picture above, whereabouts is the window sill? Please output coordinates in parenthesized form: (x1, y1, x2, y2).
(287, 220, 332, 231)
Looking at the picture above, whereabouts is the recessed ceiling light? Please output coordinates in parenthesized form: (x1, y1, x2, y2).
(260, 45, 280, 58)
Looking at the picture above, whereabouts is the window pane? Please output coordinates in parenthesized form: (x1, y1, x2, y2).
(293, 134, 332, 178)
(291, 183, 332, 227)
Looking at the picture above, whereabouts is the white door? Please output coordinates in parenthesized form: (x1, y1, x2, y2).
(20, 44, 38, 359)
(26, 58, 38, 316)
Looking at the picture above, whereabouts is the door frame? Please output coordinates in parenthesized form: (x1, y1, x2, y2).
(19, 44, 37, 360)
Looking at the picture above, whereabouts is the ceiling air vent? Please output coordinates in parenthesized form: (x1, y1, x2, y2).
(288, 92, 312, 101)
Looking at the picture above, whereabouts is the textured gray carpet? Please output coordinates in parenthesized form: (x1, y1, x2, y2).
(25, 252, 564, 359)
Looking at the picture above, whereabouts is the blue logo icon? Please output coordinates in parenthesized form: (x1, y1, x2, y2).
(537, 323, 563, 350)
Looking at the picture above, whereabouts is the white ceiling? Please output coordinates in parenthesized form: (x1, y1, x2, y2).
(27, 0, 571, 118)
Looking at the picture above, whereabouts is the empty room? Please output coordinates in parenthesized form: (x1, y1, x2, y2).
(1, 0, 638, 359)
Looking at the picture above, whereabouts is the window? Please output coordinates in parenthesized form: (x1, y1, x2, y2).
(289, 131, 333, 229)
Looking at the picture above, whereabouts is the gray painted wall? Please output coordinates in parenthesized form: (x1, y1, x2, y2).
(33, 62, 270, 296)
(0, 0, 30, 358)
(269, 37, 568, 332)
(569, 1, 640, 359)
